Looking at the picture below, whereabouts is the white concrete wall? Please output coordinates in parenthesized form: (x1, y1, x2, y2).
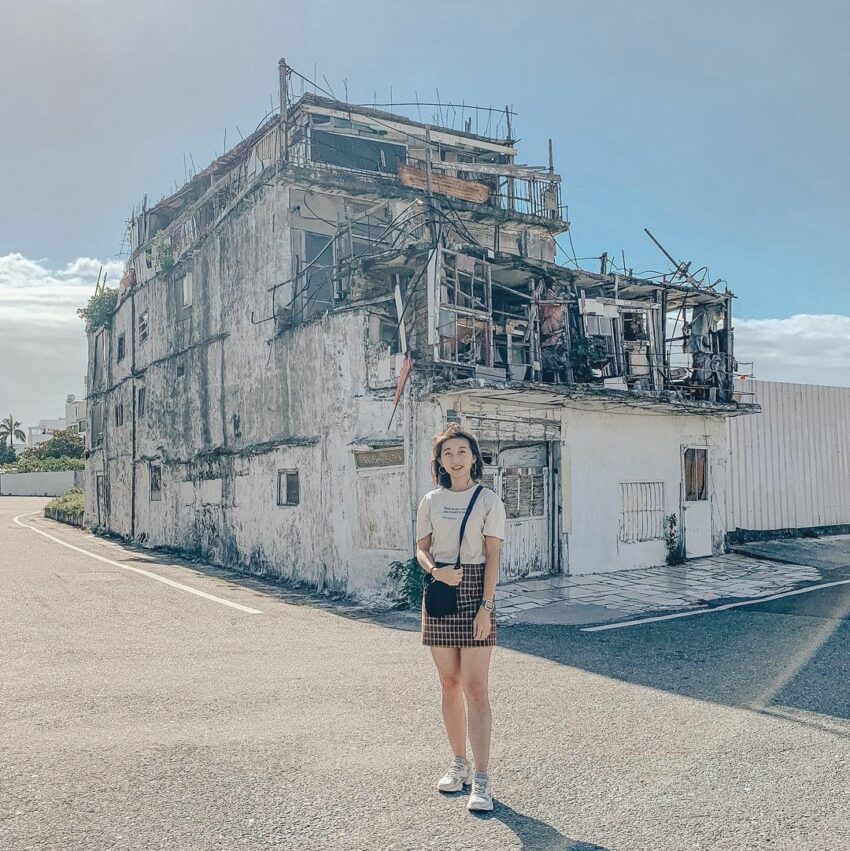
(0, 470, 83, 496)
(727, 380, 850, 532)
(563, 407, 728, 574)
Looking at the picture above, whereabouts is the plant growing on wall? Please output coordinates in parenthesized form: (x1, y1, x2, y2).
(570, 335, 610, 382)
(77, 288, 118, 331)
(665, 513, 685, 565)
(388, 556, 424, 609)
(151, 229, 174, 273)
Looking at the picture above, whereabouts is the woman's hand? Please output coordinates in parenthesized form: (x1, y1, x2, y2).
(473, 607, 492, 641)
(432, 566, 463, 586)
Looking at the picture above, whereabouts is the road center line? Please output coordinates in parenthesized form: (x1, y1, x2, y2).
(580, 578, 850, 632)
(13, 512, 262, 615)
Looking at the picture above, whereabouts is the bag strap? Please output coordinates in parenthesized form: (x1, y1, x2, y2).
(455, 485, 484, 568)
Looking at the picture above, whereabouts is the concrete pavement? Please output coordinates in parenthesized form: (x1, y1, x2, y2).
(2, 497, 848, 850)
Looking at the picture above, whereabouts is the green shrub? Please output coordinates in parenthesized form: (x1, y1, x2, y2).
(46, 488, 85, 517)
(388, 556, 424, 609)
(1, 455, 84, 473)
(665, 514, 685, 565)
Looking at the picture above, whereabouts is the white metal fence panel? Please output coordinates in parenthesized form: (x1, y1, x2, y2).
(727, 380, 850, 531)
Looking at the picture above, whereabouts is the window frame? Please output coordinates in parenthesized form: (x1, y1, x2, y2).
(276, 469, 300, 506)
(116, 332, 126, 362)
(683, 447, 708, 502)
(150, 463, 162, 501)
(180, 272, 193, 308)
(138, 310, 149, 344)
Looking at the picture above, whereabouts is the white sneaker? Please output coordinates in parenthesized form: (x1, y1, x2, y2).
(436, 757, 472, 792)
(467, 772, 494, 811)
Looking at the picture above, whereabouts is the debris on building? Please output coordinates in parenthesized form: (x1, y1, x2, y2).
(85, 61, 759, 598)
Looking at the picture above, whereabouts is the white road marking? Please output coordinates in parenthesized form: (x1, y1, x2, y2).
(581, 578, 850, 632)
(13, 512, 262, 614)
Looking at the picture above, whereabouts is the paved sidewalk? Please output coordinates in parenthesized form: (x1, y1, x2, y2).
(495, 552, 834, 627)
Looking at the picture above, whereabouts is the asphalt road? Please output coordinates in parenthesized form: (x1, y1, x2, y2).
(2, 497, 848, 851)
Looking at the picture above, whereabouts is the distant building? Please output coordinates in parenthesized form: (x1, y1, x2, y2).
(28, 418, 66, 447)
(65, 394, 87, 435)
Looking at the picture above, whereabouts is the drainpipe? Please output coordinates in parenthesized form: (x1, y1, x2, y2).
(130, 288, 137, 538)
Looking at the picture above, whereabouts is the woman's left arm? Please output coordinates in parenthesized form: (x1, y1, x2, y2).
(473, 536, 501, 640)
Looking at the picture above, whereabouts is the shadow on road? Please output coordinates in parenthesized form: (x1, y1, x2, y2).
(474, 801, 609, 850)
(499, 584, 850, 727)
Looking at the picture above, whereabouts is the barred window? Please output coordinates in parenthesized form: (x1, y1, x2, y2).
(619, 482, 665, 543)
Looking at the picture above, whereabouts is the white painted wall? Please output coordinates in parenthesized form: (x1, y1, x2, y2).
(727, 380, 850, 532)
(0, 470, 83, 496)
(562, 406, 728, 574)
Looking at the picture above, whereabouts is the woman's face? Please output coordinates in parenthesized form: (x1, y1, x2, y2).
(440, 437, 474, 480)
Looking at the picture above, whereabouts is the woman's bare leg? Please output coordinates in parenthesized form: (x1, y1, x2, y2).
(461, 646, 493, 772)
(430, 647, 466, 757)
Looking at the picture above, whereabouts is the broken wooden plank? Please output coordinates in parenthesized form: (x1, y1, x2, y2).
(398, 164, 490, 204)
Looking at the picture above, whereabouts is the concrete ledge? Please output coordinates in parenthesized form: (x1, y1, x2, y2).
(44, 507, 84, 528)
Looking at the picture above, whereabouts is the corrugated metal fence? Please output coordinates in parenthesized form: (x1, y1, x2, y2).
(727, 380, 850, 532)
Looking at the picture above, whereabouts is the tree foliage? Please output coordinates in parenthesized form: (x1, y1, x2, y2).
(24, 428, 86, 460)
(0, 415, 26, 448)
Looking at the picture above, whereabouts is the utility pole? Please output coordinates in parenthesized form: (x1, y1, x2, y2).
(279, 58, 290, 163)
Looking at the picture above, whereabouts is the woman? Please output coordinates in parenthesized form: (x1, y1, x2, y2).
(415, 424, 507, 812)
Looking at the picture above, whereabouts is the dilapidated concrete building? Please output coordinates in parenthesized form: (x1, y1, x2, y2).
(85, 62, 757, 599)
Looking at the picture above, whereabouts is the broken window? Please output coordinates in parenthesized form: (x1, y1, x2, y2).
(176, 358, 185, 378)
(619, 482, 665, 543)
(150, 463, 162, 501)
(310, 129, 406, 174)
(277, 470, 300, 506)
(137, 386, 146, 418)
(114, 403, 124, 427)
(435, 249, 494, 368)
(684, 448, 708, 501)
(299, 232, 335, 322)
(501, 468, 546, 519)
(622, 312, 648, 342)
(117, 333, 126, 362)
(180, 272, 193, 308)
(90, 403, 103, 447)
(138, 311, 149, 343)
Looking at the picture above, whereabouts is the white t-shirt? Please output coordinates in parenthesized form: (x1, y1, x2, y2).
(416, 485, 507, 565)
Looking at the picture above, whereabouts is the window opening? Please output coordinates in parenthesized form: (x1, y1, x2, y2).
(684, 448, 708, 501)
(150, 464, 162, 501)
(277, 470, 300, 506)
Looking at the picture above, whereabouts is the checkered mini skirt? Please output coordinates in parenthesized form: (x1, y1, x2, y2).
(421, 562, 496, 648)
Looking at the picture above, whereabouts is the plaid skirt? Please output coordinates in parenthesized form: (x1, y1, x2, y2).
(421, 562, 496, 648)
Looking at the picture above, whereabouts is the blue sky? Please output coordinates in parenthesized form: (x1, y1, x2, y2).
(1, 0, 849, 425)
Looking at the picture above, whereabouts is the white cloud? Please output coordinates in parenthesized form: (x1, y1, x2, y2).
(0, 252, 126, 427)
(735, 314, 850, 388)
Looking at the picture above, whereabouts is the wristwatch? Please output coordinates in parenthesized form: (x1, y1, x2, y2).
(480, 599, 495, 611)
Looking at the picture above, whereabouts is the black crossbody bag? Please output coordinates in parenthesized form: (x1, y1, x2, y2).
(422, 485, 484, 618)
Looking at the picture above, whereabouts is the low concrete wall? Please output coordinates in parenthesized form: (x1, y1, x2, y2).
(0, 470, 83, 496)
(45, 506, 84, 527)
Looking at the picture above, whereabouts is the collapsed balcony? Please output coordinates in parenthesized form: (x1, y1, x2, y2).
(361, 246, 742, 405)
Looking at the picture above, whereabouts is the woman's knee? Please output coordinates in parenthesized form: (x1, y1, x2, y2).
(439, 670, 462, 692)
(462, 678, 490, 704)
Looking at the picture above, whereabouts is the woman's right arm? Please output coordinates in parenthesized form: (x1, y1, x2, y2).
(416, 535, 462, 586)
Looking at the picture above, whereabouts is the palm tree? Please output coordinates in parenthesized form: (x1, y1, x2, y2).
(0, 415, 26, 448)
